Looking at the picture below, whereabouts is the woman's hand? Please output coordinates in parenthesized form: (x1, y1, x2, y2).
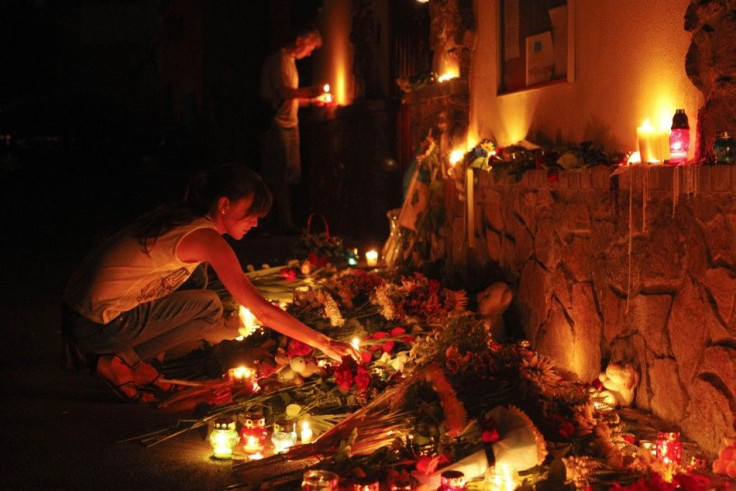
(321, 338, 360, 363)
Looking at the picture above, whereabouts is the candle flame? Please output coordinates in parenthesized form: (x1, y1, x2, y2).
(351, 337, 360, 349)
(437, 72, 458, 82)
(230, 365, 253, 379)
(323, 84, 330, 93)
(449, 149, 464, 165)
(238, 305, 261, 338)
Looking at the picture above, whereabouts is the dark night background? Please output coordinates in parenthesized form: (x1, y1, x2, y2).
(0, 0, 327, 263)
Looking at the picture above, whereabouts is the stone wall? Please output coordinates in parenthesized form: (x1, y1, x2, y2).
(442, 164, 736, 455)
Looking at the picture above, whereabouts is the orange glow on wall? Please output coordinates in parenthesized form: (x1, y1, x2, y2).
(318, 0, 353, 106)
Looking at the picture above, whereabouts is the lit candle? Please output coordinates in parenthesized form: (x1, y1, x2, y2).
(637, 119, 658, 163)
(656, 124, 670, 163)
(299, 420, 313, 444)
(439, 470, 466, 491)
(271, 419, 297, 453)
(240, 411, 268, 459)
(656, 431, 682, 482)
(238, 305, 260, 338)
(322, 84, 333, 105)
(244, 436, 261, 454)
(209, 418, 240, 460)
(351, 337, 361, 350)
(483, 464, 520, 491)
(365, 249, 378, 267)
(228, 365, 254, 385)
(466, 168, 475, 248)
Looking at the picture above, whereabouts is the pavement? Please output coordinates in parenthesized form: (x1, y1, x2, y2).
(0, 234, 301, 491)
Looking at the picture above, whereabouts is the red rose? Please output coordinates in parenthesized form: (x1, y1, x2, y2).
(279, 268, 297, 282)
(482, 429, 500, 443)
(334, 356, 357, 392)
(361, 351, 373, 364)
(354, 366, 371, 392)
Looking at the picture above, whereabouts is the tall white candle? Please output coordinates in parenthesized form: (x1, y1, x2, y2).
(466, 168, 475, 248)
(365, 249, 378, 267)
(637, 119, 659, 163)
(300, 421, 313, 444)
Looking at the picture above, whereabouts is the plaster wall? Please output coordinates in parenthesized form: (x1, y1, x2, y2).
(469, 0, 703, 157)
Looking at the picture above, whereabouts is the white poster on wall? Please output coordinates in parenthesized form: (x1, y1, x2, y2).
(525, 31, 554, 86)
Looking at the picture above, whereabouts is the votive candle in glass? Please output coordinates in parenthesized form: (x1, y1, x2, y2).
(209, 417, 240, 460)
(271, 419, 297, 453)
(301, 469, 339, 490)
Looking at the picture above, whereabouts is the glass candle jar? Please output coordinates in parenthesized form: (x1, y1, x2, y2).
(301, 469, 339, 490)
(271, 418, 297, 453)
(714, 131, 736, 164)
(240, 411, 268, 458)
(438, 470, 466, 490)
(352, 476, 380, 491)
(656, 431, 682, 466)
(209, 417, 240, 460)
(668, 109, 690, 164)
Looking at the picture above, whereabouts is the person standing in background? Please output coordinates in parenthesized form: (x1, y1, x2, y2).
(259, 23, 326, 234)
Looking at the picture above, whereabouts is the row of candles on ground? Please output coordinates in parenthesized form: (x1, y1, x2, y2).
(635, 109, 735, 164)
(209, 410, 314, 460)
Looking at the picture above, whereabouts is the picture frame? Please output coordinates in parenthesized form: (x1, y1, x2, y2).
(499, 0, 575, 94)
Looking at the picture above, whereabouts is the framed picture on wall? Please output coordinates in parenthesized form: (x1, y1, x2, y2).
(499, 0, 575, 94)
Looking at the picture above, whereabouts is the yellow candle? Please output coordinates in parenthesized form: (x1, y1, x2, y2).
(637, 119, 657, 163)
(365, 250, 378, 267)
(300, 421, 313, 444)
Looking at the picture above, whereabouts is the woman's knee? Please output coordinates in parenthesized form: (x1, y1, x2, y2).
(198, 290, 224, 324)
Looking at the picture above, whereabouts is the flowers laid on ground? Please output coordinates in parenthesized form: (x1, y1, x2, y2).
(130, 264, 718, 490)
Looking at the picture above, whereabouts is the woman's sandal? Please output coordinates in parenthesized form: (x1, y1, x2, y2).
(96, 356, 156, 404)
(100, 378, 152, 403)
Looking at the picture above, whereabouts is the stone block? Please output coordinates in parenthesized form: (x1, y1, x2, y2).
(534, 216, 561, 269)
(710, 165, 732, 192)
(516, 260, 549, 340)
(535, 300, 576, 377)
(700, 214, 736, 265)
(682, 377, 735, 455)
(702, 267, 736, 326)
(578, 169, 592, 189)
(562, 236, 592, 282)
(700, 346, 736, 394)
(571, 282, 604, 382)
(485, 228, 502, 262)
(649, 357, 688, 423)
(483, 192, 505, 231)
(630, 294, 673, 358)
(550, 267, 572, 311)
(562, 202, 592, 235)
(591, 165, 613, 190)
(668, 278, 712, 383)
